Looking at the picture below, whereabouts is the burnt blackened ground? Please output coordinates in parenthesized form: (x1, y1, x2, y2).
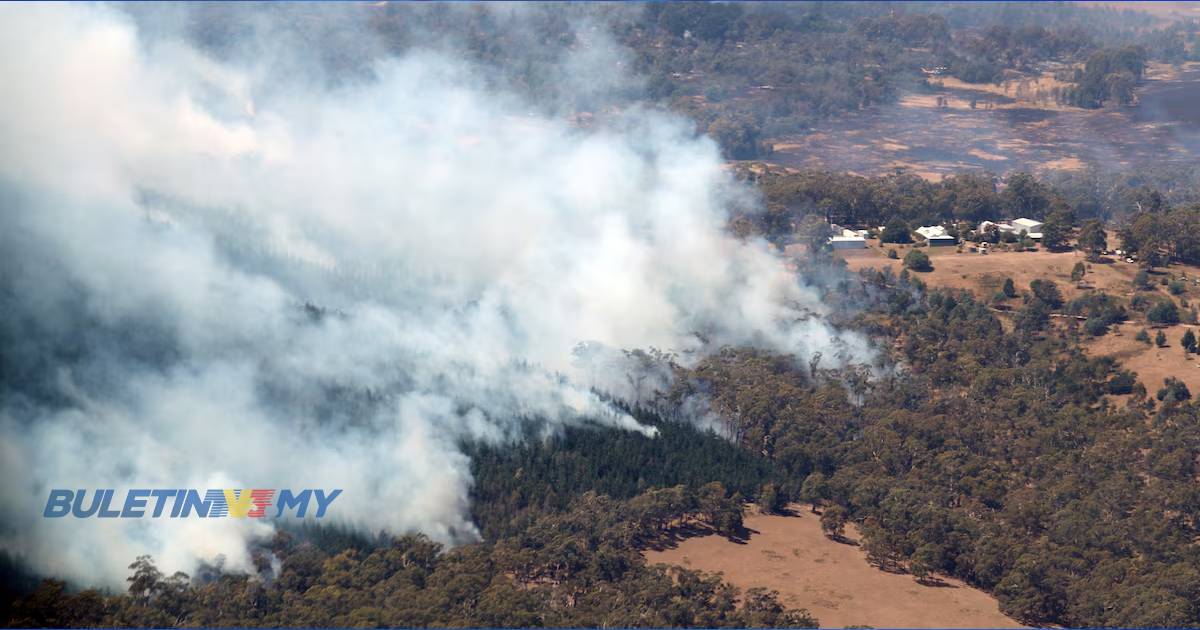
(767, 65, 1200, 179)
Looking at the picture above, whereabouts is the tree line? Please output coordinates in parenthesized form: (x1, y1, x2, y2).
(5, 412, 816, 628)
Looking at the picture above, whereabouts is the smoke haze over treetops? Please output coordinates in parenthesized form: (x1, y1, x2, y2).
(0, 3, 871, 586)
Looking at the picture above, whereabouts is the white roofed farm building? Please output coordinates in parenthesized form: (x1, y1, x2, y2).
(915, 225, 957, 246)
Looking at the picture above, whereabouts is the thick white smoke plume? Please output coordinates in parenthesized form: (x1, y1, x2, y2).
(0, 3, 872, 587)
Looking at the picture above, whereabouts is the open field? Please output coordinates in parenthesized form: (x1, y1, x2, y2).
(929, 73, 1078, 112)
(837, 242, 1200, 395)
(839, 242, 1139, 301)
(767, 63, 1200, 180)
(1085, 321, 1200, 395)
(644, 506, 1024, 629)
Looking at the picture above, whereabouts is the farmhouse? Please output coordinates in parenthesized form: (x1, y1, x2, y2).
(828, 226, 867, 249)
(915, 225, 957, 246)
(978, 220, 1007, 234)
(978, 218, 1044, 240)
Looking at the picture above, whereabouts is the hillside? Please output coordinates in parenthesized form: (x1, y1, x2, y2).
(646, 507, 1024, 629)
(838, 242, 1200, 396)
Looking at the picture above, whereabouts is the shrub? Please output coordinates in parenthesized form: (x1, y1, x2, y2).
(1066, 292, 1127, 325)
(1156, 330, 1168, 347)
(1107, 370, 1138, 395)
(757, 483, 786, 515)
(1183, 329, 1197, 353)
(1084, 317, 1108, 337)
(1002, 277, 1017, 298)
(1134, 270, 1153, 290)
(904, 249, 933, 272)
(1030, 279, 1063, 309)
(1147, 300, 1181, 325)
(1016, 299, 1050, 332)
(820, 505, 848, 540)
(886, 248, 898, 259)
(1169, 279, 1186, 295)
(1157, 377, 1191, 404)
(1135, 329, 1151, 344)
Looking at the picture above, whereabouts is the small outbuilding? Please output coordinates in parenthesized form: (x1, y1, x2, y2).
(830, 235, 867, 249)
(1012, 218, 1044, 239)
(827, 224, 868, 249)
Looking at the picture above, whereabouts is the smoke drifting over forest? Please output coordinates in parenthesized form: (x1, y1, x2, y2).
(0, 3, 871, 586)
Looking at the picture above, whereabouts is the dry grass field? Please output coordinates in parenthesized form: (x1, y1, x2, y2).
(929, 73, 1079, 112)
(840, 242, 1136, 299)
(644, 506, 1024, 629)
(1085, 321, 1200, 395)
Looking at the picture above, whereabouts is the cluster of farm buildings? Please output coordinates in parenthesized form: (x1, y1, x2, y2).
(828, 218, 1045, 250)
